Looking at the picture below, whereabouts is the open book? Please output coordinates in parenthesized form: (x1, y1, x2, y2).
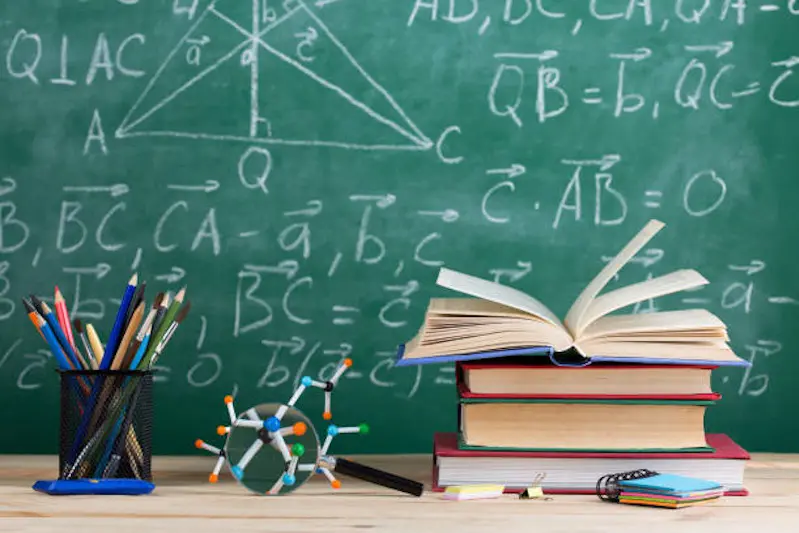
(396, 220, 748, 367)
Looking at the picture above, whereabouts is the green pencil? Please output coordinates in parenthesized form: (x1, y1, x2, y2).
(139, 286, 185, 369)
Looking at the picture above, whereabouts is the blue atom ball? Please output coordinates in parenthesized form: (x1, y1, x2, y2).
(230, 465, 243, 480)
(265, 416, 281, 432)
(301, 376, 312, 387)
(283, 473, 296, 486)
(327, 425, 339, 436)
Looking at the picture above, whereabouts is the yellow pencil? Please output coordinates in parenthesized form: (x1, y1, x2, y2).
(86, 323, 104, 366)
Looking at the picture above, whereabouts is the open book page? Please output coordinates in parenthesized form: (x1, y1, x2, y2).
(435, 268, 564, 328)
(579, 309, 728, 342)
(574, 339, 744, 365)
(563, 219, 665, 336)
(426, 298, 543, 320)
(573, 269, 710, 338)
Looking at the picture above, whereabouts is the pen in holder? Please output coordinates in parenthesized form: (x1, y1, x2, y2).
(58, 369, 154, 482)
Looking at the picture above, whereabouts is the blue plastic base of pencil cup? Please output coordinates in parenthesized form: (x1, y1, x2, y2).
(57, 370, 154, 483)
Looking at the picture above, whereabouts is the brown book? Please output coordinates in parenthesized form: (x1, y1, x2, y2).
(458, 398, 714, 452)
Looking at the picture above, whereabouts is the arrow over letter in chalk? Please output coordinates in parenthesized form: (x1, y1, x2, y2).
(155, 266, 186, 283)
(561, 154, 621, 171)
(684, 41, 734, 58)
(167, 180, 219, 193)
(486, 164, 526, 178)
(773, 56, 799, 69)
(728, 260, 766, 276)
(0, 177, 17, 197)
(417, 209, 459, 222)
(63, 184, 129, 197)
(493, 50, 558, 61)
(262, 336, 306, 353)
(63, 263, 111, 280)
(489, 261, 532, 283)
(244, 260, 300, 280)
(349, 194, 396, 208)
(610, 48, 651, 61)
(315, 0, 342, 6)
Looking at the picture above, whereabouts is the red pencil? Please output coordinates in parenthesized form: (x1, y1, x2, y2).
(54, 287, 76, 351)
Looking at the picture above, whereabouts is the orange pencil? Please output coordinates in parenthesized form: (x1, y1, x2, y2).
(54, 287, 76, 351)
(22, 298, 44, 339)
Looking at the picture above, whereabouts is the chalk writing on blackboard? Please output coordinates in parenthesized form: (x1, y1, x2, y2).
(116, 0, 433, 151)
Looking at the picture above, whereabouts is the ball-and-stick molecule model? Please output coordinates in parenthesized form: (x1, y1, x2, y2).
(195, 357, 392, 496)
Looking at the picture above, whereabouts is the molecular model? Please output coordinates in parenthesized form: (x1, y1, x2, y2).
(195, 357, 369, 495)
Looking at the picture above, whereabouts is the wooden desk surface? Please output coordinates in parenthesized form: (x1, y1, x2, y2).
(0, 454, 797, 532)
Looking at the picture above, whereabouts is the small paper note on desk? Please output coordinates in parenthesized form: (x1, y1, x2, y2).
(443, 484, 504, 501)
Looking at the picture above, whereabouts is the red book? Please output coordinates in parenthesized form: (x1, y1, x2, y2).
(432, 432, 749, 496)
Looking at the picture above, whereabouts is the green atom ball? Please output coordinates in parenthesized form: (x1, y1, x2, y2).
(292, 443, 306, 457)
(359, 423, 370, 434)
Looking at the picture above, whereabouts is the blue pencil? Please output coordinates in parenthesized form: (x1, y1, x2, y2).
(30, 296, 82, 371)
(35, 313, 72, 370)
(100, 273, 138, 369)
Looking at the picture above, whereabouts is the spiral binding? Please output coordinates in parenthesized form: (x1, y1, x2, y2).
(596, 469, 659, 502)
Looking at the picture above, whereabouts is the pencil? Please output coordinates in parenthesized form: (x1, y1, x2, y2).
(124, 282, 146, 331)
(121, 292, 164, 370)
(111, 302, 144, 370)
(54, 286, 76, 351)
(31, 296, 82, 371)
(99, 273, 137, 370)
(35, 313, 72, 370)
(73, 319, 97, 370)
(86, 323, 104, 366)
(22, 298, 44, 340)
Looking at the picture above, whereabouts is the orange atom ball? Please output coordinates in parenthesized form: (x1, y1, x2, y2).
(323, 411, 332, 420)
(343, 358, 353, 367)
(224, 395, 233, 404)
(294, 422, 307, 436)
(217, 426, 227, 436)
(194, 439, 204, 449)
(331, 480, 341, 489)
(209, 474, 219, 483)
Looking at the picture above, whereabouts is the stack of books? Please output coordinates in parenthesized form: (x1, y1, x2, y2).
(396, 220, 751, 496)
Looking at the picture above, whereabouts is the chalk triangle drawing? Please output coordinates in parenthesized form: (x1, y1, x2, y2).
(116, 0, 432, 151)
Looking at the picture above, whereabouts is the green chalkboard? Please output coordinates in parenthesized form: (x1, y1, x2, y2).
(0, 0, 797, 457)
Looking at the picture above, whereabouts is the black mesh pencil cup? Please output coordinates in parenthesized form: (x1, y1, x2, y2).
(58, 369, 154, 482)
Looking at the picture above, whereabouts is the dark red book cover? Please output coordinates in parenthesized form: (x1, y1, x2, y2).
(432, 432, 750, 496)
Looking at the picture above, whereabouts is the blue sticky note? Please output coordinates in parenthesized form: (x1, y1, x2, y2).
(620, 474, 721, 495)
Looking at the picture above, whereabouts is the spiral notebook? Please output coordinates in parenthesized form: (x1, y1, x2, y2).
(597, 469, 723, 508)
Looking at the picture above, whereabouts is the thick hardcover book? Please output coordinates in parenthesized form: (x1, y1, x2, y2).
(432, 432, 749, 496)
(457, 397, 716, 452)
(456, 360, 722, 401)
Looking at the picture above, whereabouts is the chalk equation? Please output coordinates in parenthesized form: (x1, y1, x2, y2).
(0, 0, 792, 410)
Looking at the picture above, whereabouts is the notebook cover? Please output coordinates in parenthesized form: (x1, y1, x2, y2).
(395, 344, 751, 367)
(432, 433, 750, 496)
(435, 432, 750, 459)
